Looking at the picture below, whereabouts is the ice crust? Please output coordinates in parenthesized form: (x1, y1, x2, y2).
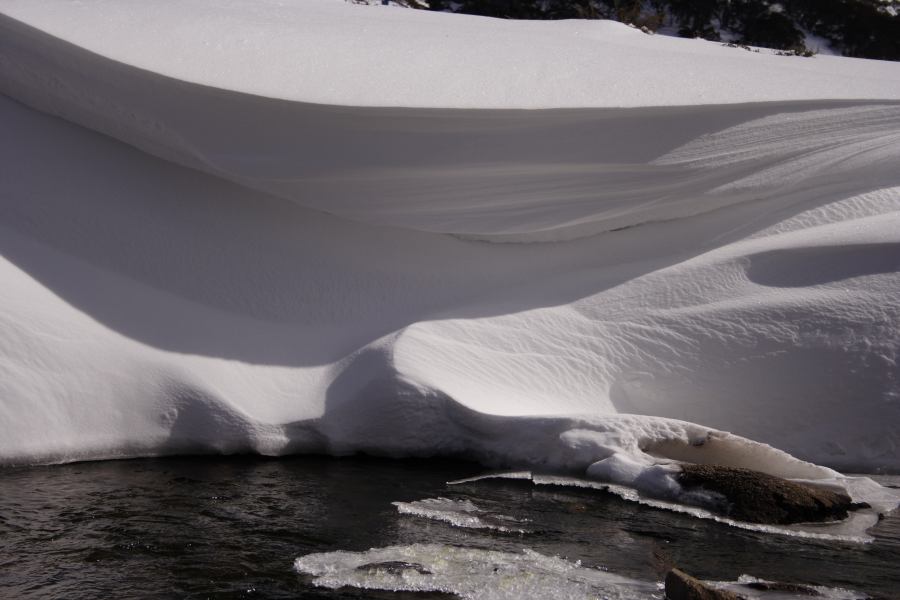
(1, 0, 899, 522)
(294, 544, 863, 599)
(714, 575, 862, 600)
(294, 543, 660, 599)
(393, 497, 528, 533)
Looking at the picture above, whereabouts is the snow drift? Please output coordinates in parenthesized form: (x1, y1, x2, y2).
(1, 0, 899, 521)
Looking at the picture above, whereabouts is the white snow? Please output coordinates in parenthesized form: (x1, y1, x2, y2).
(1, 0, 899, 525)
(1, 0, 898, 109)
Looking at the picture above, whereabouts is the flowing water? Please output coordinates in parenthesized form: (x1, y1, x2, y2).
(0, 456, 898, 599)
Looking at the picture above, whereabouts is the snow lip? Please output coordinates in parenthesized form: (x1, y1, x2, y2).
(0, 9, 895, 113)
(2, 1, 900, 110)
(4, 12, 899, 242)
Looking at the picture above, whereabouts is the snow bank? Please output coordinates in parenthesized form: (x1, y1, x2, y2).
(2, 4, 899, 241)
(1, 0, 899, 523)
(2, 0, 898, 109)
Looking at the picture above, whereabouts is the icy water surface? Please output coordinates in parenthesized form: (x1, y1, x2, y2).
(0, 456, 898, 599)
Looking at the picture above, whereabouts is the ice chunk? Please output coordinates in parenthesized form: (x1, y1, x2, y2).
(294, 544, 660, 600)
(393, 497, 529, 533)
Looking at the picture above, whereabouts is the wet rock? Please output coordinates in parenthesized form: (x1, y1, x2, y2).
(677, 464, 864, 525)
(665, 568, 742, 600)
(356, 561, 432, 575)
(743, 580, 820, 595)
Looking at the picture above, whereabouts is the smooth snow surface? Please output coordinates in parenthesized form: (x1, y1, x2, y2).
(1, 0, 899, 109)
(1, 0, 900, 523)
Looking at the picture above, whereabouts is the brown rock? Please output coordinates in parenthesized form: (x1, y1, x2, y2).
(665, 568, 743, 600)
(677, 464, 865, 525)
(355, 561, 432, 575)
(744, 580, 820, 595)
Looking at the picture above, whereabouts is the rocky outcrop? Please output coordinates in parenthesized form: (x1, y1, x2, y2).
(665, 568, 742, 600)
(677, 464, 866, 525)
(743, 580, 820, 595)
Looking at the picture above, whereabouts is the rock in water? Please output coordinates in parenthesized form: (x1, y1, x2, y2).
(665, 568, 742, 600)
(355, 561, 432, 575)
(677, 464, 863, 525)
(744, 580, 820, 595)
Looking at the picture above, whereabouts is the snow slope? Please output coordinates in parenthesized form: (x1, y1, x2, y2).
(1, 0, 899, 523)
(2, 0, 898, 109)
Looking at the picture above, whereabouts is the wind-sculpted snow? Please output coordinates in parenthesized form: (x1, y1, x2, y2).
(1, 0, 900, 527)
(2, 8, 900, 241)
(2, 0, 899, 109)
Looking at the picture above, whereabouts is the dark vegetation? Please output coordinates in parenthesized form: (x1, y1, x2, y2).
(401, 0, 900, 61)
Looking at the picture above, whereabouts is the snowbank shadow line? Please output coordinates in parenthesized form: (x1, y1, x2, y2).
(746, 243, 900, 288)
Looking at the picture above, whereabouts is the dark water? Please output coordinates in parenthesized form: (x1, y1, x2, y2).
(1, 456, 898, 599)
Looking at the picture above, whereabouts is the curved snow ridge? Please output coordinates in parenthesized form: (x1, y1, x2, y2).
(2, 8, 900, 241)
(652, 105, 900, 193)
(306, 352, 898, 520)
(2, 0, 900, 109)
(389, 192, 900, 472)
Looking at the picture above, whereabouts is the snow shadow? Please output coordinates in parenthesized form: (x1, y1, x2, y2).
(746, 244, 900, 288)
